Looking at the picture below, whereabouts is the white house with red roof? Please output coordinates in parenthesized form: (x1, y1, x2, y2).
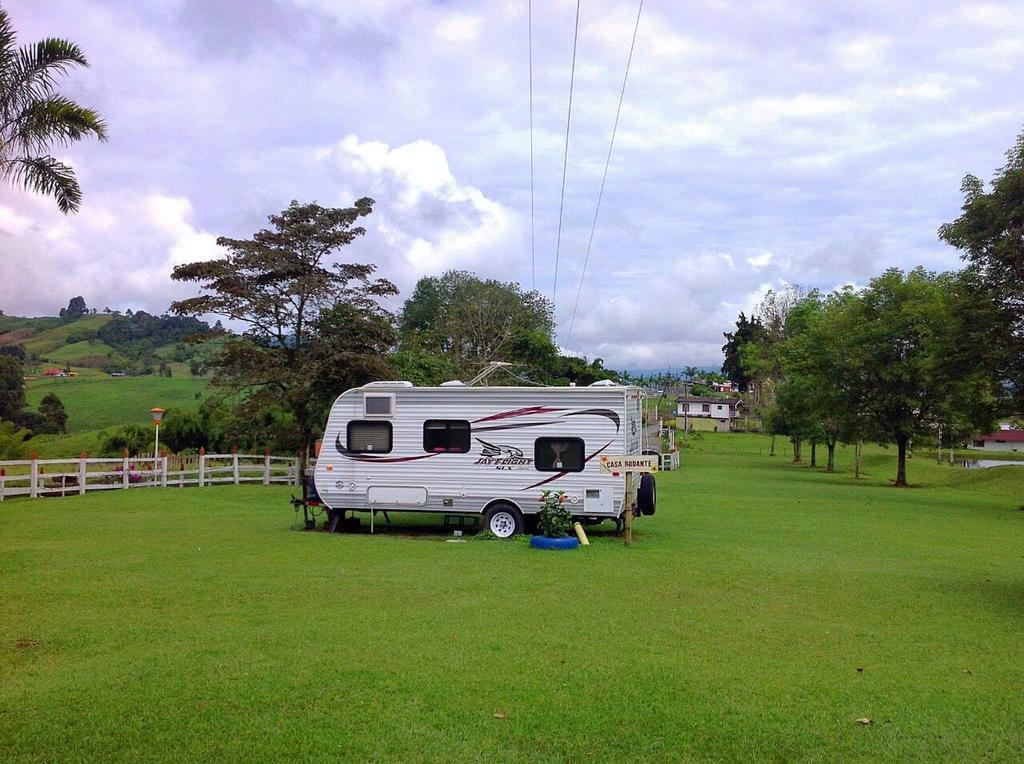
(676, 395, 742, 432)
(970, 425, 1024, 453)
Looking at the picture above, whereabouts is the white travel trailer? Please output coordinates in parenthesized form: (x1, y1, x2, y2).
(312, 381, 656, 537)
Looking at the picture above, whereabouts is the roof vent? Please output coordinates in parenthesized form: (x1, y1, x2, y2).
(589, 379, 618, 387)
(363, 381, 414, 388)
(440, 380, 466, 387)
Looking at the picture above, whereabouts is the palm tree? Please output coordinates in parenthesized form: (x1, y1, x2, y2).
(0, 8, 107, 213)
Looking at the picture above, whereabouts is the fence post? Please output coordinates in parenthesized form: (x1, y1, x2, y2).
(161, 454, 168, 488)
(232, 446, 239, 485)
(30, 453, 38, 498)
(0, 467, 5, 501)
(122, 449, 129, 490)
(198, 447, 206, 488)
(79, 451, 87, 495)
(263, 448, 271, 485)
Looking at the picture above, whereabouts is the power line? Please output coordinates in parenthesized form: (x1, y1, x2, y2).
(529, 0, 536, 291)
(566, 0, 644, 347)
(551, 0, 581, 306)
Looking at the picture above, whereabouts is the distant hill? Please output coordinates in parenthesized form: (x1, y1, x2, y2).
(0, 310, 221, 458)
(2, 314, 118, 366)
(0, 310, 221, 375)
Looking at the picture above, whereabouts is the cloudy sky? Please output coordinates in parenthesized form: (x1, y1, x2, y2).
(1, 1, 1022, 369)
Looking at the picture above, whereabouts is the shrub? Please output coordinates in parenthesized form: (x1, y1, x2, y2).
(536, 490, 572, 538)
(101, 425, 151, 456)
(0, 420, 31, 459)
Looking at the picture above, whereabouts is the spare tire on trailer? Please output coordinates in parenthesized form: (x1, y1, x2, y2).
(637, 473, 656, 516)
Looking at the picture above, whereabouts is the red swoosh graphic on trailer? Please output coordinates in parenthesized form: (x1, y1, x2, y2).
(560, 408, 620, 432)
(473, 406, 565, 423)
(473, 420, 558, 433)
(523, 439, 615, 490)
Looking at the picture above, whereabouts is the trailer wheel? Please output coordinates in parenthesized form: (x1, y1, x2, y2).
(483, 503, 524, 538)
(637, 474, 656, 516)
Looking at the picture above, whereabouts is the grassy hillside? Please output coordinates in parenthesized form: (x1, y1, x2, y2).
(24, 430, 110, 460)
(40, 338, 120, 364)
(2, 435, 1023, 760)
(1, 312, 219, 370)
(25, 374, 210, 433)
(17, 314, 114, 358)
(0, 313, 59, 331)
(1, 312, 217, 456)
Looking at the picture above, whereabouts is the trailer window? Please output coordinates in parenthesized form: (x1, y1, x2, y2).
(423, 420, 471, 453)
(534, 437, 585, 472)
(347, 421, 393, 453)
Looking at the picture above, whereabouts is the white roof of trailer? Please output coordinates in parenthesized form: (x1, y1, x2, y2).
(359, 381, 639, 391)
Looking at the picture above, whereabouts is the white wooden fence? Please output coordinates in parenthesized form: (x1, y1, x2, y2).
(0, 451, 301, 501)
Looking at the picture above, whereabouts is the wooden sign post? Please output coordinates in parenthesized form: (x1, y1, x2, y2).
(624, 471, 634, 546)
(598, 455, 657, 547)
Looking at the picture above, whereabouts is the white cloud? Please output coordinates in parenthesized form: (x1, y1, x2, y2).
(833, 35, 892, 70)
(956, 2, 1020, 28)
(0, 204, 34, 236)
(142, 194, 220, 268)
(3, 0, 1023, 368)
(322, 134, 520, 282)
(435, 14, 481, 43)
(0, 190, 220, 316)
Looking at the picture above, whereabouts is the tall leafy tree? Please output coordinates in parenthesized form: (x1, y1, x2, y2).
(0, 353, 25, 422)
(58, 295, 88, 322)
(939, 129, 1024, 406)
(740, 284, 806, 412)
(779, 290, 863, 472)
(721, 312, 764, 391)
(37, 392, 67, 434)
(772, 375, 818, 463)
(170, 199, 398, 465)
(842, 268, 999, 486)
(399, 271, 555, 382)
(0, 8, 107, 213)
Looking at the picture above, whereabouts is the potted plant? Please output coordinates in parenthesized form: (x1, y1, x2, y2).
(529, 490, 580, 550)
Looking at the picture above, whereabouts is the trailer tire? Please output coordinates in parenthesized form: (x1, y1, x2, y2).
(637, 474, 656, 516)
(483, 503, 524, 538)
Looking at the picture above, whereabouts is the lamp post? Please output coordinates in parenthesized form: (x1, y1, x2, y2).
(150, 407, 166, 464)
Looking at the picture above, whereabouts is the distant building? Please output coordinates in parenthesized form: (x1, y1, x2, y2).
(710, 381, 736, 393)
(676, 396, 742, 432)
(42, 369, 69, 377)
(664, 382, 694, 397)
(969, 426, 1024, 453)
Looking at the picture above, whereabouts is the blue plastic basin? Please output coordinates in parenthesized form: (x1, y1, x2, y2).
(529, 535, 580, 551)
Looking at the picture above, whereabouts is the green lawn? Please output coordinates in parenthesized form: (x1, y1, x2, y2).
(24, 374, 210, 434)
(2, 435, 1023, 760)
